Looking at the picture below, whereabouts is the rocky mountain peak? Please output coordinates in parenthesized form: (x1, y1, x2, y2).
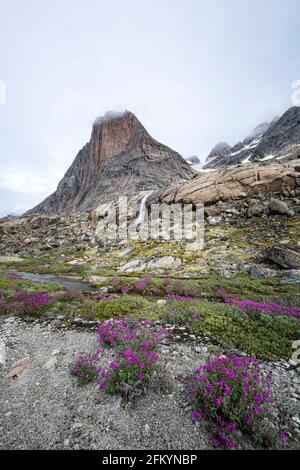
(243, 121, 272, 144)
(27, 111, 195, 214)
(86, 110, 148, 188)
(203, 106, 300, 169)
(206, 142, 231, 162)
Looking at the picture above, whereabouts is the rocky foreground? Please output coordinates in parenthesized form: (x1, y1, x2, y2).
(1, 316, 299, 450)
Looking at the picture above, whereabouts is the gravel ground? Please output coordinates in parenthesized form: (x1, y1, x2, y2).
(0, 316, 299, 450)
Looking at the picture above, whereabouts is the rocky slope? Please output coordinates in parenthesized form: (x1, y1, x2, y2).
(203, 107, 300, 169)
(27, 111, 195, 214)
(1, 158, 299, 284)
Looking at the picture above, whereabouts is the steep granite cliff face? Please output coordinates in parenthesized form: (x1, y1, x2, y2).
(27, 111, 195, 213)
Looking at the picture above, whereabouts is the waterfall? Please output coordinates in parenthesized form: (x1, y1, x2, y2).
(135, 192, 153, 225)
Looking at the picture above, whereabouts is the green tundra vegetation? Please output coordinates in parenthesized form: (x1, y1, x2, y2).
(0, 263, 299, 361)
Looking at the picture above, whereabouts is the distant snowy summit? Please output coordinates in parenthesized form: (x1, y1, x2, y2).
(203, 107, 300, 169)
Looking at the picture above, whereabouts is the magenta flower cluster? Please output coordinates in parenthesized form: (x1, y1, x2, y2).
(134, 275, 153, 292)
(6, 274, 23, 281)
(185, 354, 279, 449)
(225, 299, 300, 321)
(71, 350, 103, 385)
(110, 275, 199, 298)
(13, 290, 53, 309)
(164, 294, 199, 302)
(97, 319, 166, 396)
(112, 275, 154, 295)
(73, 319, 167, 397)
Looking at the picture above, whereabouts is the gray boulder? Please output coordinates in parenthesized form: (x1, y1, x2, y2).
(267, 247, 300, 269)
(247, 199, 264, 218)
(268, 199, 292, 216)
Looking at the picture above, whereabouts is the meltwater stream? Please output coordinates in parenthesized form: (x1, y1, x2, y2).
(12, 271, 97, 292)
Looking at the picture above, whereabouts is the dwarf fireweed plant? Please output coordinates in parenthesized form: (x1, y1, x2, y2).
(134, 275, 153, 293)
(225, 299, 300, 321)
(109, 275, 200, 298)
(56, 290, 84, 303)
(72, 319, 167, 398)
(6, 274, 23, 281)
(185, 354, 282, 449)
(13, 290, 53, 311)
(96, 319, 136, 348)
(161, 300, 201, 326)
(164, 294, 199, 302)
(97, 319, 167, 397)
(71, 350, 103, 385)
(96, 318, 166, 350)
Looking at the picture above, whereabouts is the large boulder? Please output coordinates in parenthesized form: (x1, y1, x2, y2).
(145, 256, 182, 270)
(118, 256, 182, 273)
(160, 160, 300, 207)
(267, 247, 300, 269)
(268, 198, 293, 216)
(247, 199, 264, 218)
(0, 220, 23, 234)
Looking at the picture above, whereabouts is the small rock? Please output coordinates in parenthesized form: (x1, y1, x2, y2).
(87, 276, 107, 286)
(204, 207, 220, 218)
(5, 356, 32, 379)
(12, 356, 32, 368)
(67, 259, 82, 266)
(42, 357, 57, 370)
(144, 424, 151, 436)
(119, 247, 135, 257)
(156, 299, 167, 306)
(292, 416, 300, 426)
(279, 239, 290, 245)
(207, 215, 222, 226)
(51, 349, 60, 356)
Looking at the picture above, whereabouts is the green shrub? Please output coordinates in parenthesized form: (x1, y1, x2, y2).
(0, 279, 11, 289)
(0, 276, 62, 298)
(79, 295, 161, 321)
(161, 300, 200, 325)
(190, 302, 299, 360)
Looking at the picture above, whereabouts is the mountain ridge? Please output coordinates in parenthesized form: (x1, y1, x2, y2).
(203, 107, 300, 169)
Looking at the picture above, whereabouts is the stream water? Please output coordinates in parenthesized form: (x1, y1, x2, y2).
(12, 271, 97, 292)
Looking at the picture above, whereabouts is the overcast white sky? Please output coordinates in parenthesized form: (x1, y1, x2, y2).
(0, 0, 300, 215)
